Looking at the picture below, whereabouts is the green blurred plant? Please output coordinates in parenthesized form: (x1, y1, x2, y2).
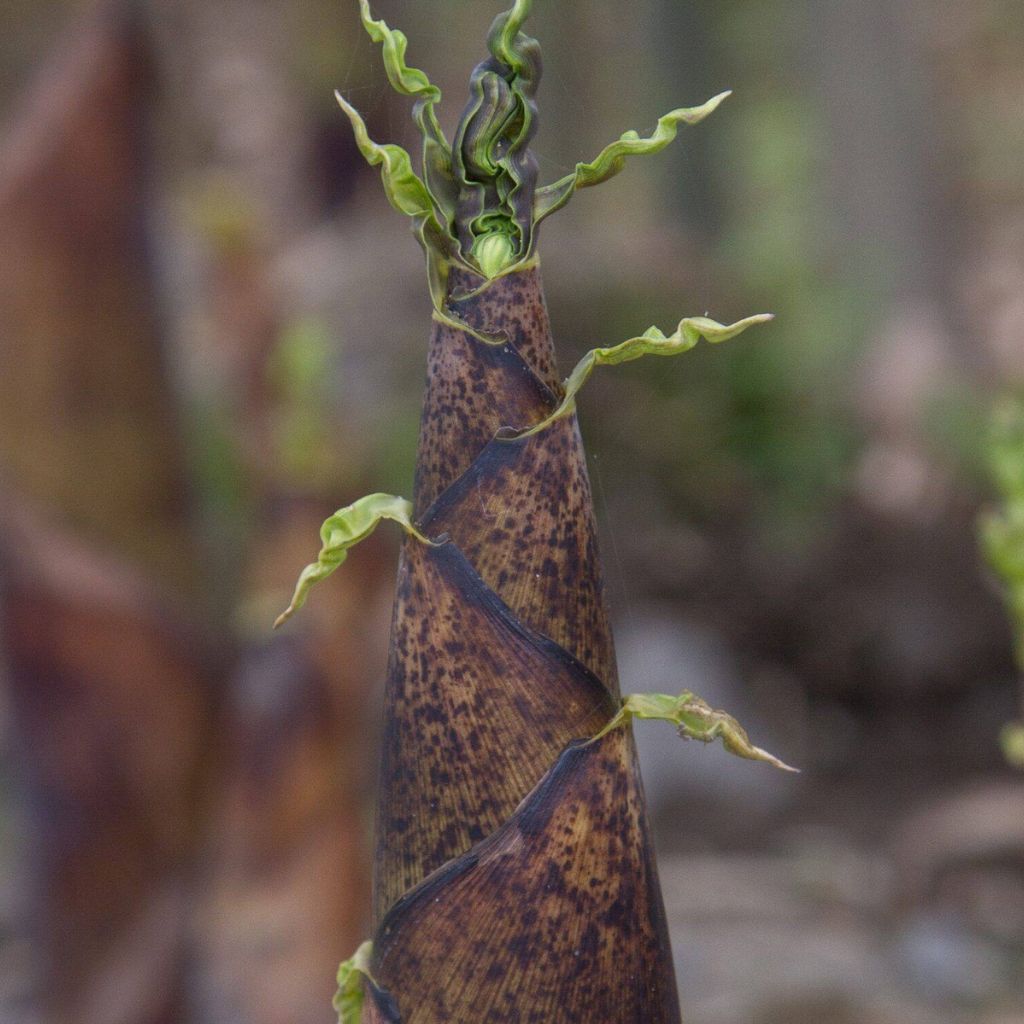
(268, 316, 346, 491)
(979, 396, 1024, 768)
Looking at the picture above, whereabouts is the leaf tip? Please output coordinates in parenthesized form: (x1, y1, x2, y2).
(675, 90, 732, 125)
(753, 747, 801, 773)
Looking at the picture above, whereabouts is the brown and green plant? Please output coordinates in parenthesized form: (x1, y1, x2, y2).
(278, 2, 792, 1019)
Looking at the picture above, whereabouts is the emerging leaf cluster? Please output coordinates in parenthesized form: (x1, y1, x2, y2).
(339, 0, 727, 323)
(282, 1, 776, 629)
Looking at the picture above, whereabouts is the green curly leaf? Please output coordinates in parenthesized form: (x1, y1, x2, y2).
(334, 92, 495, 343)
(334, 91, 433, 219)
(596, 692, 798, 772)
(356, 0, 439, 112)
(452, 0, 541, 271)
(517, 312, 773, 437)
(333, 88, 514, 346)
(275, 493, 429, 628)
(333, 941, 374, 1024)
(534, 92, 731, 224)
(355, 0, 457, 224)
(489, 0, 534, 73)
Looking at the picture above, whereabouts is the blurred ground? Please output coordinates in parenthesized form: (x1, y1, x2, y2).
(1, 0, 1023, 1022)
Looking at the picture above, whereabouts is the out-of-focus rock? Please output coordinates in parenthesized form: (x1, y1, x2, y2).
(894, 910, 1007, 1005)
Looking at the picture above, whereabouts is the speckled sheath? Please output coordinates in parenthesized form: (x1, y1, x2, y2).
(368, 264, 680, 1022)
(373, 730, 678, 1024)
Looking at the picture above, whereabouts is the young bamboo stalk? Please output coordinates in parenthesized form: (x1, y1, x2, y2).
(278, 2, 791, 1019)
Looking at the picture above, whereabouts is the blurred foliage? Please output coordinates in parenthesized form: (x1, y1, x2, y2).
(268, 316, 344, 490)
(980, 397, 1024, 767)
(921, 383, 993, 487)
(980, 398, 1024, 667)
(505, 0, 873, 555)
(698, 7, 867, 545)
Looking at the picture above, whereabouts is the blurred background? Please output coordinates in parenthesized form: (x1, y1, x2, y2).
(1, 0, 1023, 1022)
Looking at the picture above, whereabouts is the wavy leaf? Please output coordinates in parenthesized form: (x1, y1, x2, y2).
(355, 0, 457, 224)
(489, 0, 535, 74)
(333, 92, 504, 346)
(597, 692, 798, 772)
(275, 493, 429, 628)
(356, 0, 440, 116)
(534, 92, 731, 223)
(452, 0, 541, 272)
(334, 91, 433, 219)
(517, 312, 773, 437)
